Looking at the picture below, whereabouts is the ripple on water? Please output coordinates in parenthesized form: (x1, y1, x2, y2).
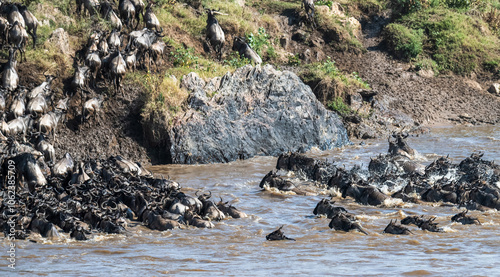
(403, 270, 433, 276)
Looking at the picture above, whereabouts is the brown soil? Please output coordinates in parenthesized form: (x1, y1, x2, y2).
(331, 13, 500, 126)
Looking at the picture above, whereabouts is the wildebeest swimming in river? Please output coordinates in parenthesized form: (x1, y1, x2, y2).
(451, 210, 481, 225)
(401, 215, 443, 232)
(266, 225, 295, 241)
(329, 213, 368, 235)
(313, 198, 350, 219)
(383, 219, 412, 235)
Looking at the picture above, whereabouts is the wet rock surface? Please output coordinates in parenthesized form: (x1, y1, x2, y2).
(147, 65, 350, 164)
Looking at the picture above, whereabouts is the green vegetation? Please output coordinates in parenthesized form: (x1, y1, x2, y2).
(327, 97, 354, 116)
(384, 0, 500, 74)
(383, 23, 423, 61)
(300, 58, 370, 108)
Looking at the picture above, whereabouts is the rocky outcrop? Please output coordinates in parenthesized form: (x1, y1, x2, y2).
(155, 65, 350, 164)
(48, 28, 71, 55)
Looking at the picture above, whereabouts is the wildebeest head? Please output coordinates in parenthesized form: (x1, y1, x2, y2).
(383, 219, 412, 235)
(266, 225, 295, 241)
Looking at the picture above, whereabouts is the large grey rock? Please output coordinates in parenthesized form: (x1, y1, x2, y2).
(163, 65, 350, 164)
(48, 28, 70, 55)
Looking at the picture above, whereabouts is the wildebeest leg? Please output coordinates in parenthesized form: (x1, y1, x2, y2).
(29, 30, 37, 48)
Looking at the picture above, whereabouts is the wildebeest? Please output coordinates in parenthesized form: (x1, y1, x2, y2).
(18, 5, 38, 48)
(6, 4, 25, 28)
(388, 133, 416, 158)
(184, 210, 214, 228)
(29, 215, 60, 239)
(82, 0, 100, 16)
(216, 198, 247, 218)
(119, 0, 136, 29)
(197, 191, 225, 221)
(35, 134, 55, 165)
(8, 20, 28, 62)
(0, 91, 5, 111)
(418, 217, 443, 232)
(266, 225, 295, 241)
(83, 97, 102, 124)
(302, 0, 316, 28)
(6, 115, 32, 137)
(146, 212, 181, 231)
(130, 0, 145, 29)
(53, 152, 74, 177)
(313, 198, 349, 219)
(27, 75, 56, 100)
(383, 219, 412, 235)
(109, 51, 127, 93)
(85, 50, 101, 88)
(72, 63, 89, 91)
(108, 29, 122, 50)
(38, 110, 64, 142)
(329, 213, 368, 235)
(451, 210, 480, 225)
(232, 36, 262, 64)
(10, 91, 26, 118)
(144, 2, 160, 32)
(27, 94, 48, 116)
(205, 9, 225, 60)
(149, 40, 166, 71)
(10, 152, 48, 191)
(0, 16, 10, 46)
(2, 47, 19, 91)
(401, 215, 424, 226)
(124, 48, 137, 72)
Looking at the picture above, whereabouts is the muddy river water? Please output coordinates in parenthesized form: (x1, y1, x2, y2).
(2, 125, 500, 276)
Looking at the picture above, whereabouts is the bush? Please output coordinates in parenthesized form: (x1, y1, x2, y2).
(224, 52, 251, 68)
(327, 97, 353, 116)
(444, 0, 475, 9)
(384, 23, 423, 61)
(170, 47, 199, 68)
(391, 0, 424, 15)
(246, 27, 270, 57)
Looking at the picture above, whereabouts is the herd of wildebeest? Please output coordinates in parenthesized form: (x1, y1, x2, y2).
(0, 1, 498, 242)
(262, 133, 499, 240)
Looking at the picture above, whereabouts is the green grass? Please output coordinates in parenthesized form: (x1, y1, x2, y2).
(300, 57, 370, 104)
(383, 23, 423, 61)
(327, 96, 354, 116)
(384, 5, 500, 74)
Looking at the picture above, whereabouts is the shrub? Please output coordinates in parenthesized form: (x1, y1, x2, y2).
(170, 47, 199, 68)
(327, 97, 353, 116)
(384, 23, 423, 61)
(391, 0, 424, 15)
(246, 27, 270, 57)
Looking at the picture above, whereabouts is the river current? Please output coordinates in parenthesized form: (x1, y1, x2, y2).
(1, 125, 500, 276)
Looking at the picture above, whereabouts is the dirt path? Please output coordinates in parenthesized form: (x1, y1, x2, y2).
(333, 13, 500, 126)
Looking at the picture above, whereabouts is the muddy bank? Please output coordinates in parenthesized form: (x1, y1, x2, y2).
(331, 13, 500, 130)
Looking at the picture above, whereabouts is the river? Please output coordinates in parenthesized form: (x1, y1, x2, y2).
(2, 125, 500, 276)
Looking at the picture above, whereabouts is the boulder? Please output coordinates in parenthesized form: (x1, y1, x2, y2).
(487, 83, 500, 96)
(48, 28, 70, 55)
(161, 65, 350, 164)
